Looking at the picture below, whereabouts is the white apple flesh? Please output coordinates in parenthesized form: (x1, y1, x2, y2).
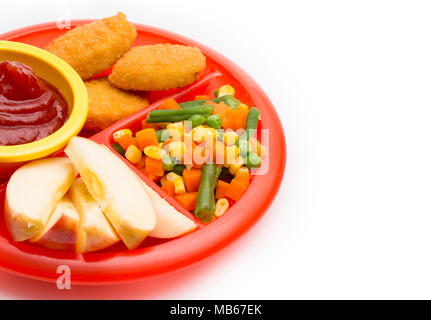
(30, 195, 80, 251)
(142, 183, 197, 238)
(69, 178, 120, 253)
(4, 157, 77, 241)
(65, 137, 156, 250)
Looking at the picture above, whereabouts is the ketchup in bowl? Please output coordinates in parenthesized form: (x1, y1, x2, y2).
(0, 61, 68, 146)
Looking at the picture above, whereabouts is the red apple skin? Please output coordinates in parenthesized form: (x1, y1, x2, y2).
(34, 215, 79, 251)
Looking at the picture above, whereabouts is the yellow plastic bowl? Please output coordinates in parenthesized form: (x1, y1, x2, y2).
(0, 41, 88, 176)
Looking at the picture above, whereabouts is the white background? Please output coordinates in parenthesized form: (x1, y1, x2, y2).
(1, 0, 431, 299)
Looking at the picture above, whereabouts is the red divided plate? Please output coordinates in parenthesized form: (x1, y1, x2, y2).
(0, 20, 286, 284)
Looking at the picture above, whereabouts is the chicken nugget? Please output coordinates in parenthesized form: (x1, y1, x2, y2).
(46, 12, 137, 80)
(108, 44, 206, 91)
(84, 78, 149, 131)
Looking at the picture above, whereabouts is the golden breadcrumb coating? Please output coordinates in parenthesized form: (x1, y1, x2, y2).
(84, 78, 149, 131)
(108, 44, 206, 91)
(45, 12, 137, 79)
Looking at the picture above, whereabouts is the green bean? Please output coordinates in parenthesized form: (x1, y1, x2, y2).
(212, 95, 241, 109)
(180, 95, 241, 109)
(246, 153, 262, 168)
(179, 100, 206, 108)
(206, 114, 221, 129)
(195, 164, 220, 223)
(111, 143, 125, 156)
(245, 107, 261, 138)
(146, 105, 213, 123)
(188, 114, 206, 128)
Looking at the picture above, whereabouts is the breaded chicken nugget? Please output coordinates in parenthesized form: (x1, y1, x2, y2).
(46, 12, 137, 79)
(84, 78, 149, 131)
(108, 44, 206, 91)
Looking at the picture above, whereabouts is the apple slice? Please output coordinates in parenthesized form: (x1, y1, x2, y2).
(29, 195, 79, 251)
(141, 183, 197, 238)
(5, 157, 77, 241)
(65, 137, 156, 250)
(69, 178, 120, 253)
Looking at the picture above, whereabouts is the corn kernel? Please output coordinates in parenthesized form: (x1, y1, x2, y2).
(166, 172, 179, 182)
(167, 128, 182, 141)
(225, 145, 240, 165)
(249, 137, 267, 158)
(223, 131, 239, 146)
(228, 156, 245, 175)
(125, 145, 142, 164)
(144, 146, 166, 160)
(238, 103, 249, 112)
(113, 129, 133, 142)
(217, 85, 235, 97)
(167, 121, 184, 133)
(192, 126, 208, 143)
(215, 198, 229, 217)
(174, 176, 186, 194)
(207, 127, 218, 139)
(168, 141, 185, 159)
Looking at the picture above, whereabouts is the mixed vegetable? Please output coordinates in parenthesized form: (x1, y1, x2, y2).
(111, 85, 266, 223)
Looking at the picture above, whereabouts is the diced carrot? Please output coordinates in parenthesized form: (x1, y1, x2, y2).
(142, 119, 161, 130)
(144, 157, 165, 176)
(206, 101, 228, 118)
(233, 167, 250, 188)
(160, 176, 167, 187)
(116, 134, 138, 151)
(215, 180, 230, 199)
(161, 179, 175, 197)
(147, 173, 161, 183)
(174, 192, 198, 211)
(235, 107, 248, 131)
(221, 107, 235, 130)
(221, 106, 248, 131)
(136, 128, 159, 150)
(195, 95, 210, 100)
(159, 98, 181, 110)
(135, 156, 146, 170)
(225, 179, 247, 201)
(183, 168, 202, 192)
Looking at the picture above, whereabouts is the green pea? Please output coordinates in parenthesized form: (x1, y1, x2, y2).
(206, 114, 222, 129)
(162, 155, 175, 171)
(188, 114, 207, 128)
(172, 164, 186, 176)
(246, 153, 262, 168)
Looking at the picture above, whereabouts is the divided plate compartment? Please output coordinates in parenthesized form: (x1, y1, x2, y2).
(0, 21, 286, 284)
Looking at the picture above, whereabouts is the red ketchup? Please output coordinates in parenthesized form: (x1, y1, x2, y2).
(0, 61, 68, 146)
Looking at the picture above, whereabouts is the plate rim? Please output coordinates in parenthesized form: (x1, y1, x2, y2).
(0, 20, 287, 285)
